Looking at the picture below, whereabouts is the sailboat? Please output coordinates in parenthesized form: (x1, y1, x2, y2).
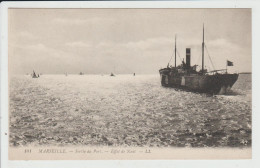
(159, 24, 239, 94)
(110, 66, 116, 76)
(32, 70, 38, 78)
(110, 72, 115, 76)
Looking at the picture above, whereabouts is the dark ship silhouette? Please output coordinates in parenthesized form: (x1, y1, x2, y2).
(31, 70, 39, 78)
(110, 72, 115, 76)
(159, 25, 238, 94)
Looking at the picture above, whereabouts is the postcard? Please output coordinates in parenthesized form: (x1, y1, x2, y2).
(1, 1, 259, 168)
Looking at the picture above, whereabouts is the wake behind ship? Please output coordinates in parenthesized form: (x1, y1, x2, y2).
(159, 25, 238, 94)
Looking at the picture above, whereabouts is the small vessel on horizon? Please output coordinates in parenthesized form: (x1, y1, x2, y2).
(31, 70, 39, 78)
(110, 66, 116, 77)
(110, 72, 115, 76)
(79, 72, 84, 75)
(159, 25, 238, 94)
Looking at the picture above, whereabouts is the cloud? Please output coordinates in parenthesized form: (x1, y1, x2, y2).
(28, 43, 46, 50)
(13, 43, 47, 52)
(9, 31, 39, 46)
(90, 37, 173, 54)
(207, 38, 238, 49)
(52, 17, 115, 25)
(65, 41, 92, 48)
(53, 18, 86, 25)
(18, 31, 37, 39)
(122, 37, 173, 51)
(9, 30, 251, 75)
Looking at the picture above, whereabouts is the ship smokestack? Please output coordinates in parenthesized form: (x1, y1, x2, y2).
(186, 48, 191, 67)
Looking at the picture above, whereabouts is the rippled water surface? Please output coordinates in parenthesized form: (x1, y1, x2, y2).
(9, 74, 251, 147)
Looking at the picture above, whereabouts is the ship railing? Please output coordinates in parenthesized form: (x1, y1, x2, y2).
(205, 69, 227, 75)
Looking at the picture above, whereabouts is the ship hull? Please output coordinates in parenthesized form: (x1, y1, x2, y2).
(159, 69, 238, 94)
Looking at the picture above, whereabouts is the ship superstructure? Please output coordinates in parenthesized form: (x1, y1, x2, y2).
(159, 25, 238, 94)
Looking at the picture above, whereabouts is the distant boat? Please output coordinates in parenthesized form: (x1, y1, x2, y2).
(110, 72, 115, 76)
(32, 70, 38, 78)
(79, 72, 84, 75)
(110, 66, 116, 77)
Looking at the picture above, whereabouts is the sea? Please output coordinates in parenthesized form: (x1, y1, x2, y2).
(9, 74, 251, 147)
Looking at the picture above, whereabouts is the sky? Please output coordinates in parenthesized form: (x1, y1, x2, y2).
(8, 8, 251, 74)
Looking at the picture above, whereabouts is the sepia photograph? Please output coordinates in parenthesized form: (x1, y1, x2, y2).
(5, 6, 253, 160)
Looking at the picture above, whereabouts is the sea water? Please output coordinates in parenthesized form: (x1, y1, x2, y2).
(9, 74, 251, 147)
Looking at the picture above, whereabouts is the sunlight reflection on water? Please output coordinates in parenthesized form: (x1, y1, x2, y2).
(9, 74, 251, 147)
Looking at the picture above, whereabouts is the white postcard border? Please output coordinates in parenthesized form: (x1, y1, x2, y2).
(1, 1, 260, 168)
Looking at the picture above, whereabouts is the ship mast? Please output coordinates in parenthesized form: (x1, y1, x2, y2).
(202, 24, 205, 74)
(175, 35, 177, 68)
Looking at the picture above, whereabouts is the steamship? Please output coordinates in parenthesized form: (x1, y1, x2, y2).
(159, 25, 238, 94)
